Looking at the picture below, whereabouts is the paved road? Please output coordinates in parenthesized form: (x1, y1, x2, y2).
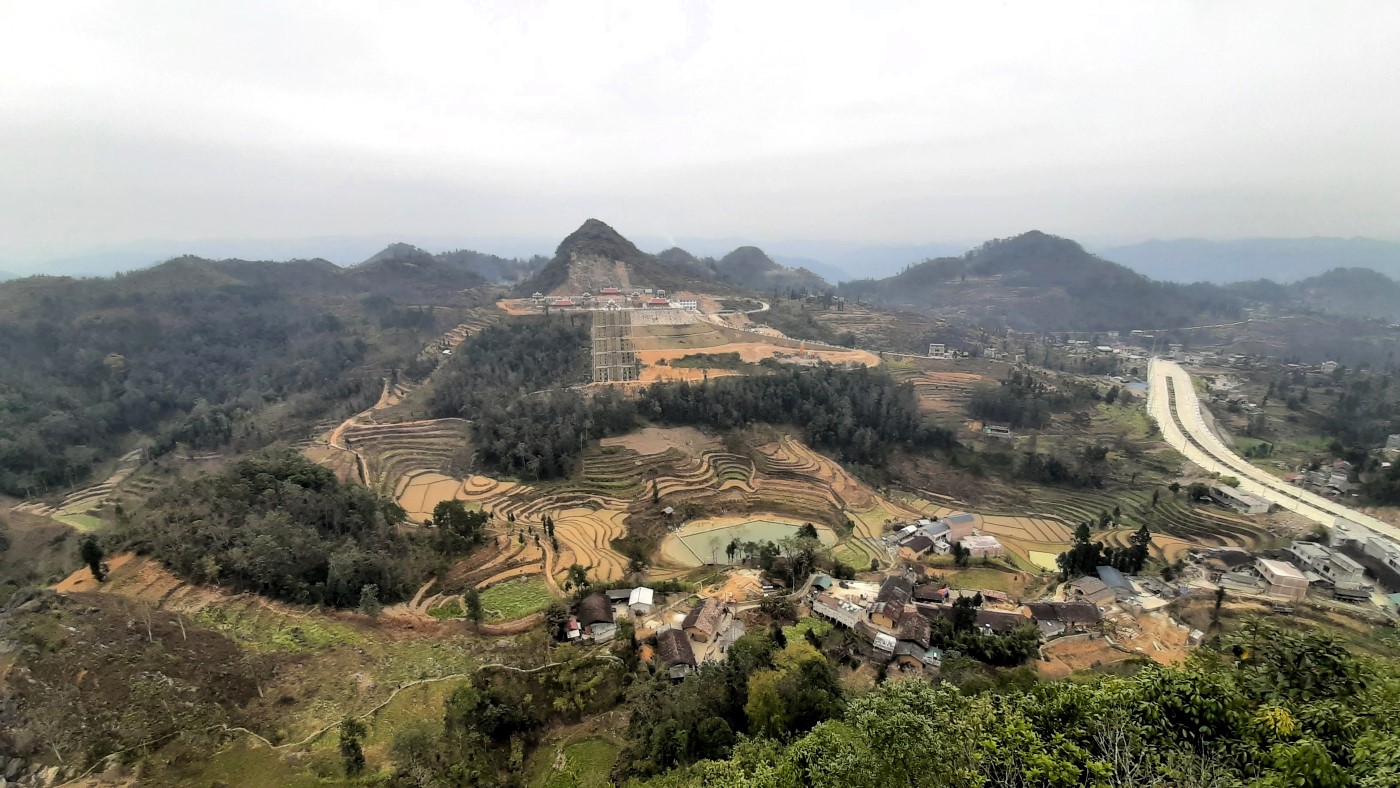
(1147, 358, 1400, 543)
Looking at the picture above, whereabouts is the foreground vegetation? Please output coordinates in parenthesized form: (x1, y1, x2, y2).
(641, 621, 1399, 787)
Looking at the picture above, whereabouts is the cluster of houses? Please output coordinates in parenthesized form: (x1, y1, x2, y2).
(809, 574, 1105, 675)
(531, 287, 699, 312)
(1283, 459, 1361, 497)
(1197, 517, 1400, 608)
(565, 586, 655, 643)
(571, 586, 749, 680)
(888, 513, 1006, 561)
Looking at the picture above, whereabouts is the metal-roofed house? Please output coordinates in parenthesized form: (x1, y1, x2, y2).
(629, 587, 656, 615)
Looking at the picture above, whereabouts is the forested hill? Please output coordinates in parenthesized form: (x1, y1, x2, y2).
(1228, 266, 1400, 322)
(0, 255, 475, 499)
(360, 242, 545, 286)
(713, 246, 829, 293)
(839, 231, 1246, 331)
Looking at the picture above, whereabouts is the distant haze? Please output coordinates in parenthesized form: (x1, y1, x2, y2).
(2, 2, 1399, 273)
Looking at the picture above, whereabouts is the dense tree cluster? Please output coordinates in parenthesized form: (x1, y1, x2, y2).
(427, 316, 592, 419)
(1057, 522, 1153, 580)
(968, 370, 1076, 429)
(121, 451, 451, 606)
(640, 367, 955, 465)
(431, 318, 955, 479)
(640, 620, 1399, 787)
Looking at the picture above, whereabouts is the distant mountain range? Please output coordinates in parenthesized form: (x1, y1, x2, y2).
(1098, 237, 1400, 284)
(515, 219, 830, 297)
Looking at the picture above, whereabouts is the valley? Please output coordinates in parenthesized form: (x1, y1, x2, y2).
(4, 221, 1400, 788)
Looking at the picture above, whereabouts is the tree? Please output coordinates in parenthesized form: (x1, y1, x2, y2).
(565, 563, 590, 592)
(797, 522, 819, 540)
(1168, 481, 1181, 496)
(545, 601, 571, 640)
(950, 596, 978, 632)
(952, 541, 971, 567)
(358, 584, 382, 618)
(339, 717, 367, 776)
(465, 588, 483, 625)
(79, 536, 105, 582)
(1152, 489, 1160, 508)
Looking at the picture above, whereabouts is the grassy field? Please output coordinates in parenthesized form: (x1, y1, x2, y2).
(193, 603, 361, 654)
(428, 599, 464, 619)
(478, 577, 553, 621)
(530, 737, 621, 788)
(55, 513, 103, 530)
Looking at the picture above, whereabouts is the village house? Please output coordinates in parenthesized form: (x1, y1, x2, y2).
(942, 512, 978, 542)
(655, 628, 696, 679)
(1067, 576, 1118, 607)
(682, 597, 724, 642)
(1025, 601, 1101, 639)
(575, 592, 617, 641)
(893, 642, 943, 672)
(869, 575, 915, 629)
(812, 593, 865, 628)
(961, 534, 1005, 558)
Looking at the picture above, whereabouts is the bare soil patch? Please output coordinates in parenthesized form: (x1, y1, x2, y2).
(601, 426, 719, 457)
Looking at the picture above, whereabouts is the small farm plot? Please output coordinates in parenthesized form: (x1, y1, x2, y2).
(477, 577, 554, 621)
(658, 516, 838, 567)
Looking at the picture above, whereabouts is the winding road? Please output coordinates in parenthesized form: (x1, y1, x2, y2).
(1147, 358, 1400, 543)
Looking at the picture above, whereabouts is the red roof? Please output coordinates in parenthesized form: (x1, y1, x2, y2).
(601, 287, 621, 294)
(648, 297, 669, 305)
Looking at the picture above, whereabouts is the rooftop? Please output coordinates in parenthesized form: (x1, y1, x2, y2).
(1257, 558, 1307, 581)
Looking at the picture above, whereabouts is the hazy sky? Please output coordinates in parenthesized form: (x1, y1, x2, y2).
(3, 1, 1399, 264)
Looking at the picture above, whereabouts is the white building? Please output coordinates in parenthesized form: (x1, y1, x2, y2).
(629, 587, 655, 616)
(1256, 558, 1308, 601)
(670, 299, 699, 310)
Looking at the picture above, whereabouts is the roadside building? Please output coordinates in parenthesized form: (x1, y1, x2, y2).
(1256, 559, 1309, 602)
(1209, 485, 1271, 515)
(1387, 434, 1400, 452)
(682, 597, 724, 642)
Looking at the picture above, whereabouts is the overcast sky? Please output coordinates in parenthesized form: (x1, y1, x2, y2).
(3, 1, 1399, 266)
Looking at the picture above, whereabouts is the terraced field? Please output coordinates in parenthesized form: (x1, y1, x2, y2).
(341, 418, 472, 497)
(890, 364, 996, 414)
(11, 448, 147, 528)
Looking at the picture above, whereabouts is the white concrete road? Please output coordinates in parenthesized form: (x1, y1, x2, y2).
(1147, 358, 1400, 543)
